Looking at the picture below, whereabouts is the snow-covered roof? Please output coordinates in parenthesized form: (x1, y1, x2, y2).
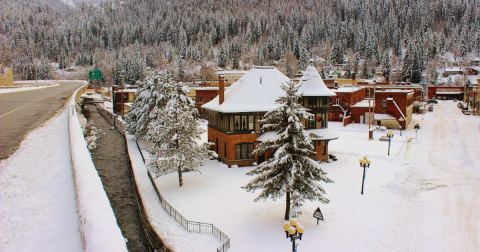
(194, 87, 220, 90)
(255, 128, 339, 142)
(351, 99, 375, 108)
(466, 75, 480, 84)
(444, 67, 463, 72)
(376, 89, 414, 93)
(202, 67, 290, 113)
(214, 70, 247, 75)
(334, 86, 364, 93)
(297, 66, 337, 97)
(436, 91, 463, 94)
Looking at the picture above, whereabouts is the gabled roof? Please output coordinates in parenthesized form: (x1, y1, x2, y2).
(297, 66, 337, 97)
(202, 66, 290, 113)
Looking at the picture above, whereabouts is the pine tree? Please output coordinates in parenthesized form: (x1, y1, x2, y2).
(330, 42, 344, 65)
(411, 49, 423, 83)
(242, 80, 333, 220)
(147, 76, 216, 186)
(381, 51, 391, 79)
(218, 46, 226, 69)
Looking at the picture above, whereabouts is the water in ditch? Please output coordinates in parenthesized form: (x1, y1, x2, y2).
(83, 104, 149, 252)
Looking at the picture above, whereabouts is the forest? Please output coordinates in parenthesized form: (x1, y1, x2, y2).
(0, 0, 479, 84)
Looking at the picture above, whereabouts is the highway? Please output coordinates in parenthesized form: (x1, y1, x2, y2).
(0, 81, 85, 159)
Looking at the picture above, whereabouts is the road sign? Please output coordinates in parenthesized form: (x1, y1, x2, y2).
(89, 70, 102, 80)
(313, 207, 324, 225)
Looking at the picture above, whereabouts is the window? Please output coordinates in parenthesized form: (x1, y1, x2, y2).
(235, 143, 254, 160)
(382, 100, 387, 108)
(335, 98, 339, 104)
(321, 141, 326, 155)
(199, 97, 204, 102)
(233, 114, 256, 131)
(308, 97, 317, 107)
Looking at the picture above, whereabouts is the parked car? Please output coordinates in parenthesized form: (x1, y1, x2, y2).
(463, 110, 471, 115)
(428, 105, 434, 112)
(428, 99, 438, 104)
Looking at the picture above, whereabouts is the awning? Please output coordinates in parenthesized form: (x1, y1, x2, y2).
(436, 91, 463, 94)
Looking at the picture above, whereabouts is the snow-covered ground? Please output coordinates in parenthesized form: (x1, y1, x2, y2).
(153, 100, 480, 252)
(0, 81, 59, 94)
(0, 109, 83, 252)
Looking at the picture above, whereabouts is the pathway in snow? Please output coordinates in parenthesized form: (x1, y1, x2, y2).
(0, 109, 82, 252)
(398, 101, 480, 251)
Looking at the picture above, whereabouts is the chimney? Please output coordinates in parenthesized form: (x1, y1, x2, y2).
(386, 76, 390, 85)
(219, 74, 225, 105)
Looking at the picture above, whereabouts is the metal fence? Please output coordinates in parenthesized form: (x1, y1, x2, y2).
(135, 139, 231, 252)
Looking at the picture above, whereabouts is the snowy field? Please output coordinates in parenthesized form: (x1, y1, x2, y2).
(154, 100, 480, 252)
(0, 109, 83, 252)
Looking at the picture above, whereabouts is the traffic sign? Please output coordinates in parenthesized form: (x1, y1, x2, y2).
(313, 207, 324, 225)
(89, 70, 102, 80)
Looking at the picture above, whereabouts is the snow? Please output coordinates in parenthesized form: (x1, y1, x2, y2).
(373, 113, 397, 120)
(0, 82, 59, 94)
(256, 128, 339, 142)
(351, 99, 375, 107)
(202, 66, 290, 113)
(334, 86, 364, 93)
(298, 66, 337, 97)
(68, 88, 128, 251)
(0, 109, 82, 251)
(153, 101, 480, 252)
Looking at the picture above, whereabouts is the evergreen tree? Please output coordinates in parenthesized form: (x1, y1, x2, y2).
(218, 47, 226, 69)
(360, 60, 372, 79)
(411, 49, 423, 83)
(147, 76, 216, 186)
(381, 51, 391, 79)
(232, 53, 239, 70)
(242, 80, 333, 220)
(330, 42, 344, 65)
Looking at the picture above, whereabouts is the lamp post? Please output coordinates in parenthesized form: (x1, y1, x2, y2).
(359, 156, 371, 194)
(386, 130, 394, 156)
(414, 123, 421, 140)
(398, 117, 404, 136)
(283, 218, 305, 252)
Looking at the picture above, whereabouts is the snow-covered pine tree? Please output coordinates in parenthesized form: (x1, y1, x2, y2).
(146, 76, 216, 187)
(242, 80, 333, 220)
(218, 46, 226, 69)
(381, 51, 391, 80)
(125, 72, 168, 140)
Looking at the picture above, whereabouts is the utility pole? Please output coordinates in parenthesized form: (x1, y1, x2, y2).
(368, 82, 371, 129)
(34, 43, 38, 84)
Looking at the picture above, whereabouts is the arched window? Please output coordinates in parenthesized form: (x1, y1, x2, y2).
(235, 143, 254, 160)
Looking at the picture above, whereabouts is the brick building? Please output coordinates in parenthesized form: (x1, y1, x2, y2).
(373, 90, 415, 129)
(427, 85, 464, 100)
(328, 86, 365, 121)
(195, 87, 219, 118)
(202, 66, 338, 167)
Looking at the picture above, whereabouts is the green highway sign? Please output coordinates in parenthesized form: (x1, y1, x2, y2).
(89, 70, 102, 80)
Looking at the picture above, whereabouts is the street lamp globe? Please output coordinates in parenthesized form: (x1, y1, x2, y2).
(290, 218, 298, 226)
(288, 226, 296, 235)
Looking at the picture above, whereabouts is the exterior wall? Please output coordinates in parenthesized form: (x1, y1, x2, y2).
(311, 140, 329, 162)
(0, 68, 14, 86)
(350, 106, 370, 123)
(196, 89, 218, 117)
(427, 86, 464, 100)
(328, 88, 365, 121)
(207, 126, 261, 167)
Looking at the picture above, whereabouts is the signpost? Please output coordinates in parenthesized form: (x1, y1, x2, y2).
(88, 70, 102, 80)
(313, 207, 324, 225)
(414, 124, 421, 140)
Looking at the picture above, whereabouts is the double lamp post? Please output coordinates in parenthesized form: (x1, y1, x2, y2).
(386, 130, 394, 156)
(359, 156, 371, 195)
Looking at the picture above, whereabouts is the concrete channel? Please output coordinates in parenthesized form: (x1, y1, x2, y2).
(83, 104, 151, 252)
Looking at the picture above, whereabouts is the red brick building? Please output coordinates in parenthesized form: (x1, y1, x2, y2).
(373, 90, 415, 129)
(202, 66, 338, 167)
(195, 87, 219, 119)
(427, 85, 464, 100)
(328, 86, 365, 121)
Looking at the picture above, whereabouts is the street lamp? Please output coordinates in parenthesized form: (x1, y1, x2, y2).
(359, 156, 371, 195)
(283, 218, 305, 252)
(398, 117, 404, 136)
(386, 131, 394, 156)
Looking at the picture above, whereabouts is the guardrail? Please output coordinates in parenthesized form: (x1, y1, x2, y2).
(146, 170, 231, 252)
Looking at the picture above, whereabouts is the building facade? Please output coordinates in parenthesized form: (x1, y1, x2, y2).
(202, 66, 338, 167)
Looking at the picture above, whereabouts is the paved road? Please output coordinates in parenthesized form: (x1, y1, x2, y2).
(0, 81, 85, 159)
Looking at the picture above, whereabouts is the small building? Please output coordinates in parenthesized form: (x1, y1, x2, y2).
(374, 90, 414, 129)
(195, 87, 220, 119)
(0, 68, 14, 87)
(202, 66, 338, 167)
(427, 86, 464, 100)
(328, 86, 365, 122)
(113, 89, 137, 115)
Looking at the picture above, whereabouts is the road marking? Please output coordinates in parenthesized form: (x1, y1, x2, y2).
(0, 88, 68, 118)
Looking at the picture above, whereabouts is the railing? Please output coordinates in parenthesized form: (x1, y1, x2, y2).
(113, 110, 231, 252)
(147, 170, 231, 252)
